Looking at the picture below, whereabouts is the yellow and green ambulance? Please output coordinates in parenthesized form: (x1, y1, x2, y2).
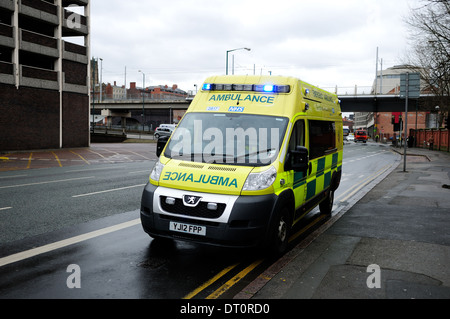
(141, 75, 343, 254)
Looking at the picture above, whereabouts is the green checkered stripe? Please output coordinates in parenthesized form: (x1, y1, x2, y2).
(293, 152, 342, 201)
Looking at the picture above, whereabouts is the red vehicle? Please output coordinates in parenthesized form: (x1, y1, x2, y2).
(354, 130, 368, 143)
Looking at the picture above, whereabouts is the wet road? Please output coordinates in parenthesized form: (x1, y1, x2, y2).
(0, 142, 400, 299)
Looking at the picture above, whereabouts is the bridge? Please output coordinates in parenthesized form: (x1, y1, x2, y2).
(338, 93, 437, 112)
(93, 91, 437, 115)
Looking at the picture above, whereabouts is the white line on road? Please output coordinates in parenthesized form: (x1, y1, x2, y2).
(0, 207, 12, 211)
(128, 170, 150, 174)
(0, 174, 27, 179)
(337, 164, 392, 203)
(0, 219, 141, 268)
(65, 165, 126, 173)
(72, 184, 146, 198)
(0, 176, 95, 190)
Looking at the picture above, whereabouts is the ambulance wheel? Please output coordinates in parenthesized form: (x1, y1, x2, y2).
(319, 190, 334, 216)
(268, 206, 291, 256)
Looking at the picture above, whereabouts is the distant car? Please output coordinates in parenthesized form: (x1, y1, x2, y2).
(154, 127, 174, 139)
(347, 133, 355, 142)
(354, 130, 368, 143)
(158, 124, 176, 130)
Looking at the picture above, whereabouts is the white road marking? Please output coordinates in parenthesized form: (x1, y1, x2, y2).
(72, 184, 146, 198)
(0, 219, 141, 268)
(0, 174, 27, 179)
(0, 176, 95, 190)
(65, 165, 126, 173)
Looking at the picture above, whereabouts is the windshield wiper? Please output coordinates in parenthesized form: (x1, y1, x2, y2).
(235, 148, 276, 159)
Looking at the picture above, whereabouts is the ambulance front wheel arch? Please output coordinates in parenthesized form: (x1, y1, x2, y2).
(266, 190, 295, 256)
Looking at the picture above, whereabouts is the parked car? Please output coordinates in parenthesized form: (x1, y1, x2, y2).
(347, 133, 355, 142)
(354, 130, 368, 143)
(158, 124, 176, 130)
(154, 127, 174, 139)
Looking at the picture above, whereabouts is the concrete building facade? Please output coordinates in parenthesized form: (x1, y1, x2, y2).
(0, 0, 90, 151)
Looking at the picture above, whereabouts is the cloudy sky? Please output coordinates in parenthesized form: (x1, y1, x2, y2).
(84, 0, 421, 94)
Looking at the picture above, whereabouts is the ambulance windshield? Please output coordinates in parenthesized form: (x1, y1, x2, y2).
(165, 113, 288, 166)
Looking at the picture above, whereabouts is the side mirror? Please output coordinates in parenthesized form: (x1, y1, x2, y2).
(156, 136, 169, 157)
(286, 146, 309, 172)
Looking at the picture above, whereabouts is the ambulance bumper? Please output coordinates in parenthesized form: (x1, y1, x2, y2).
(140, 183, 277, 248)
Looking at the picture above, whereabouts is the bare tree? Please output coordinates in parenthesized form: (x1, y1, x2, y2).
(405, 0, 450, 117)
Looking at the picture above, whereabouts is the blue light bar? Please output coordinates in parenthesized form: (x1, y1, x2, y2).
(202, 83, 290, 93)
(263, 85, 274, 92)
(202, 83, 213, 91)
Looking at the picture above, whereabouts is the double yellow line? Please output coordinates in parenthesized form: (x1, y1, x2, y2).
(184, 163, 395, 300)
(184, 213, 327, 300)
(183, 259, 263, 300)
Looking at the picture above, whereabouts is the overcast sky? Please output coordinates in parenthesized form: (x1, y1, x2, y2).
(86, 0, 421, 94)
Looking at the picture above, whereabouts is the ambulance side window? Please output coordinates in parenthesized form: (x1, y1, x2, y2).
(288, 120, 305, 151)
(309, 120, 336, 160)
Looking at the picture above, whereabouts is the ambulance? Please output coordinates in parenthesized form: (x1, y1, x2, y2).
(141, 75, 343, 254)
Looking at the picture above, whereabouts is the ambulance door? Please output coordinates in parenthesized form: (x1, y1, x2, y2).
(287, 119, 306, 210)
(306, 120, 336, 202)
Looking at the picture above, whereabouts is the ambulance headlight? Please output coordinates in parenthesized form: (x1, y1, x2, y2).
(243, 166, 277, 191)
(150, 160, 165, 182)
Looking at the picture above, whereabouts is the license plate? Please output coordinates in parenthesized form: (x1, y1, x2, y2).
(169, 221, 206, 236)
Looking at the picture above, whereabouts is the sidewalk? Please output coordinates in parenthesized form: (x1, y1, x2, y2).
(238, 147, 450, 299)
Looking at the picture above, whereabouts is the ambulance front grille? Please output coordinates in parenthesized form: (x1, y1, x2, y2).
(160, 196, 225, 219)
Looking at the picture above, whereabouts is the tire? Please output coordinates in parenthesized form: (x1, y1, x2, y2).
(267, 206, 292, 256)
(319, 190, 334, 216)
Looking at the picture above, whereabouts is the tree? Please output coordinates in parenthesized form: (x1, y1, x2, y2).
(405, 0, 450, 120)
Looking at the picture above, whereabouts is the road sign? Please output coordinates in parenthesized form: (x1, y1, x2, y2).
(399, 72, 421, 172)
(400, 73, 421, 99)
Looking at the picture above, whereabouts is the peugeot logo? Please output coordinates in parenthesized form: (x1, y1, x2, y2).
(183, 195, 202, 207)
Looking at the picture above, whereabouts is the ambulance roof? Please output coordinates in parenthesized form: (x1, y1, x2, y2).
(188, 75, 341, 120)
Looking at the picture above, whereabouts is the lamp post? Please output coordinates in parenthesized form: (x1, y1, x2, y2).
(138, 70, 145, 133)
(435, 105, 440, 129)
(99, 58, 103, 102)
(226, 48, 251, 75)
(91, 57, 98, 133)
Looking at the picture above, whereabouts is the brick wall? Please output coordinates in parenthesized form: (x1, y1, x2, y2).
(62, 92, 89, 148)
(376, 111, 427, 140)
(63, 60, 87, 86)
(0, 84, 89, 151)
(0, 83, 60, 151)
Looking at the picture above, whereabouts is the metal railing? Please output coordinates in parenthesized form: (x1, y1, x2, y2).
(321, 85, 402, 96)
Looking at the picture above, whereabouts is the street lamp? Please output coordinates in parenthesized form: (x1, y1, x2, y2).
(99, 58, 103, 102)
(226, 47, 251, 75)
(138, 70, 146, 133)
(435, 105, 440, 128)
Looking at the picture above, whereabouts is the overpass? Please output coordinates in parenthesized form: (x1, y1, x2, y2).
(91, 99, 191, 126)
(93, 93, 437, 115)
(338, 93, 437, 112)
(92, 99, 191, 111)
